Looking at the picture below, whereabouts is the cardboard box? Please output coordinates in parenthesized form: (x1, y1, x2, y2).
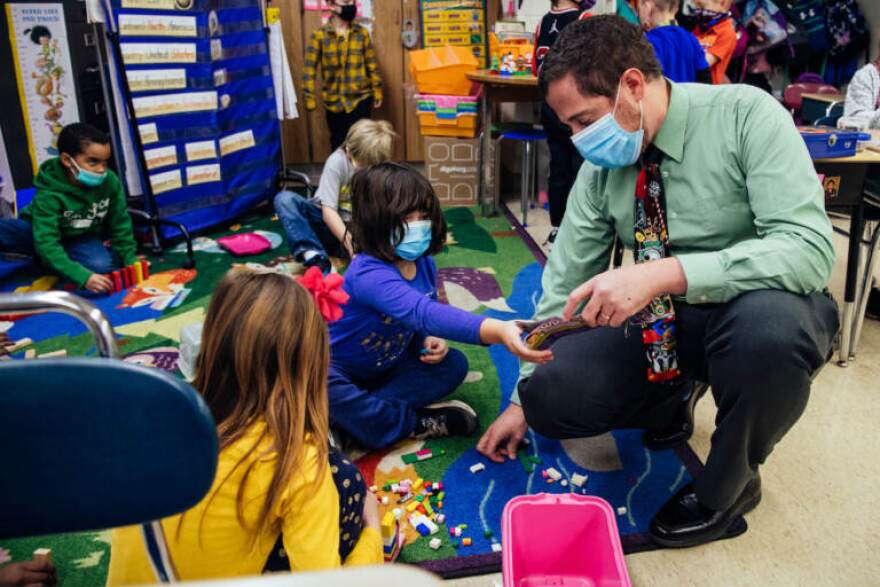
(424, 137, 480, 207)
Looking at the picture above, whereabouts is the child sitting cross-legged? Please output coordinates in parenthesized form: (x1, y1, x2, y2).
(274, 119, 396, 274)
(328, 163, 552, 449)
(0, 123, 138, 293)
(107, 268, 382, 585)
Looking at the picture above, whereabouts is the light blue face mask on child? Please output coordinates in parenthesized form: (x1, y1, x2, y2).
(570, 80, 644, 169)
(69, 158, 107, 187)
(394, 220, 432, 261)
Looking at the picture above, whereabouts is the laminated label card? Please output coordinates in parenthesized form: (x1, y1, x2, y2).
(185, 140, 217, 162)
(144, 145, 178, 169)
(127, 68, 187, 92)
(121, 42, 197, 64)
(219, 129, 255, 156)
(138, 123, 159, 144)
(119, 14, 197, 37)
(186, 163, 221, 185)
(122, 0, 179, 9)
(133, 91, 217, 118)
(150, 169, 183, 194)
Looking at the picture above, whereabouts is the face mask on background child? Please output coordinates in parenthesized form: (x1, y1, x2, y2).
(394, 220, 432, 261)
(338, 4, 357, 21)
(68, 158, 107, 187)
(570, 79, 644, 169)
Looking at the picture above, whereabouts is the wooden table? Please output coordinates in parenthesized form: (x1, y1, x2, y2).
(801, 92, 846, 125)
(814, 148, 880, 365)
(467, 69, 541, 215)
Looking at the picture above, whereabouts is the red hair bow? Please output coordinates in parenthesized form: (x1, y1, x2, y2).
(296, 266, 350, 323)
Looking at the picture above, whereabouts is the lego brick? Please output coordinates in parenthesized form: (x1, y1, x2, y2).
(429, 537, 442, 550)
(469, 463, 485, 474)
(571, 473, 588, 488)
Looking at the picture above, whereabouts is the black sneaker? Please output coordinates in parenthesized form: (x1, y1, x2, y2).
(411, 400, 478, 439)
(297, 249, 331, 275)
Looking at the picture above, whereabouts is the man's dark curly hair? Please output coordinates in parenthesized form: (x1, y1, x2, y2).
(539, 15, 663, 99)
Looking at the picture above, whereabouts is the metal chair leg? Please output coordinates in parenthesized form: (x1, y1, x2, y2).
(521, 140, 534, 227)
(849, 220, 880, 359)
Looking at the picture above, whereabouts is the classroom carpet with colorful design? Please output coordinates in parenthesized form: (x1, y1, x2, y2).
(0, 206, 715, 583)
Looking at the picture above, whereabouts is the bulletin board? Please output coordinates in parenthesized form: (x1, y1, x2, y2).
(101, 0, 281, 237)
(419, 0, 488, 66)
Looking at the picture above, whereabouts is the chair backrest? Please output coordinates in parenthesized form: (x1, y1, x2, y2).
(816, 85, 840, 95)
(0, 357, 218, 539)
(783, 83, 825, 111)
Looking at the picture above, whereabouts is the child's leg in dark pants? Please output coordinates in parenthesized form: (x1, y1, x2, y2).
(0, 219, 37, 257)
(263, 449, 366, 571)
(325, 99, 373, 151)
(541, 103, 583, 228)
(328, 348, 469, 448)
(273, 190, 339, 261)
(1, 218, 119, 276)
(64, 236, 120, 275)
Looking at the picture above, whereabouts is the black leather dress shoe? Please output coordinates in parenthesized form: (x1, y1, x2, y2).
(644, 379, 709, 450)
(649, 474, 762, 548)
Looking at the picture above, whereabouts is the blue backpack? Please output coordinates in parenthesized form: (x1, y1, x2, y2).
(825, 0, 869, 58)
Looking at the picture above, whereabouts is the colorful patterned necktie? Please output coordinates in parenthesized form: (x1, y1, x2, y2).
(632, 145, 681, 383)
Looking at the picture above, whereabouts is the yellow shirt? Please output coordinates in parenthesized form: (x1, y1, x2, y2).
(107, 422, 382, 585)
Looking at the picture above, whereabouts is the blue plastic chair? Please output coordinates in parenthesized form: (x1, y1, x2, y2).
(0, 292, 217, 581)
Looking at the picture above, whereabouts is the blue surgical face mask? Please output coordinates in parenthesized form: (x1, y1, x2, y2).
(570, 80, 644, 169)
(394, 220, 432, 261)
(69, 158, 107, 187)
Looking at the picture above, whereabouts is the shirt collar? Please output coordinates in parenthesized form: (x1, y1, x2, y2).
(652, 80, 687, 163)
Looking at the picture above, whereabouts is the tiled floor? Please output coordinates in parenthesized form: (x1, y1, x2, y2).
(448, 198, 880, 587)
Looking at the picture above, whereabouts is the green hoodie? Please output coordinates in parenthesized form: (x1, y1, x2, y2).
(21, 157, 138, 287)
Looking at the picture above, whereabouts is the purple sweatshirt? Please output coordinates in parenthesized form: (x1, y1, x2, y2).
(329, 254, 486, 375)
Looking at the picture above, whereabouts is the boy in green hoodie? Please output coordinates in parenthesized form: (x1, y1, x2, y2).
(0, 123, 138, 294)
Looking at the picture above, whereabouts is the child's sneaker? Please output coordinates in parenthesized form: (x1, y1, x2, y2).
(411, 400, 478, 439)
(297, 249, 331, 275)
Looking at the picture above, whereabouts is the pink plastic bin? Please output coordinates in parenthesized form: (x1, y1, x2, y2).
(216, 232, 271, 256)
(502, 493, 631, 587)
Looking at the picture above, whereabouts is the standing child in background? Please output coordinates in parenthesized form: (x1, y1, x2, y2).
(274, 119, 396, 274)
(639, 0, 711, 83)
(0, 123, 138, 293)
(328, 163, 552, 449)
(107, 268, 382, 584)
(687, 0, 736, 84)
(303, 0, 383, 151)
(533, 0, 585, 243)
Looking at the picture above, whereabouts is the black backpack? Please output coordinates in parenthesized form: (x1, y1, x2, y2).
(825, 0, 869, 59)
(781, 0, 830, 54)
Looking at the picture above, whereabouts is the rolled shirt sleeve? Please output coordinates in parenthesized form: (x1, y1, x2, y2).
(676, 91, 835, 304)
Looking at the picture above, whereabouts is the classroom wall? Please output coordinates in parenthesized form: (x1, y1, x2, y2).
(859, 0, 879, 61)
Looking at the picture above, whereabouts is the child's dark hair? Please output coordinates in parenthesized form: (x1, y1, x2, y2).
(540, 15, 662, 99)
(349, 162, 447, 263)
(24, 26, 51, 44)
(57, 123, 110, 157)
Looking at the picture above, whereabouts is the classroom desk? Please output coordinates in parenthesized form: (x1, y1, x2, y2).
(467, 69, 542, 215)
(801, 92, 846, 124)
(814, 148, 880, 366)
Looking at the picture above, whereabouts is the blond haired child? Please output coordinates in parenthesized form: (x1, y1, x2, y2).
(274, 119, 396, 274)
(107, 268, 382, 584)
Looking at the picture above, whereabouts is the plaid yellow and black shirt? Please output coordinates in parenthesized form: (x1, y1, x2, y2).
(303, 23, 383, 113)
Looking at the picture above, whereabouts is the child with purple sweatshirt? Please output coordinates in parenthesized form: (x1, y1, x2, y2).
(328, 163, 551, 449)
